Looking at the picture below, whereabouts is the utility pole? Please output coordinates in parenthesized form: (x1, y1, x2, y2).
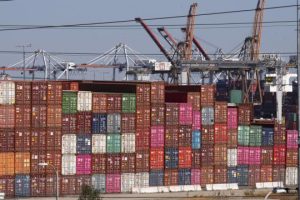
(297, 0, 300, 198)
(16, 44, 31, 80)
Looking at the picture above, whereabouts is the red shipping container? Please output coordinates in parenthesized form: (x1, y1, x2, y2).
(187, 92, 201, 110)
(227, 107, 238, 129)
(31, 151, 47, 174)
(47, 105, 62, 127)
(214, 144, 227, 165)
(274, 123, 286, 145)
(92, 154, 106, 174)
(165, 103, 179, 126)
(165, 126, 179, 148)
(62, 114, 77, 134)
(136, 150, 149, 172)
(106, 174, 121, 193)
(227, 128, 238, 148)
(151, 104, 165, 126)
(121, 113, 136, 133)
(248, 165, 261, 186)
(261, 147, 273, 165)
(238, 104, 253, 125)
(136, 105, 151, 127)
(191, 169, 201, 185)
(150, 148, 164, 170)
(164, 169, 178, 186)
(76, 176, 92, 195)
(32, 105, 47, 128)
(249, 147, 261, 165)
(192, 111, 201, 131)
(77, 112, 92, 134)
(201, 125, 214, 145)
(92, 93, 107, 113)
(201, 166, 214, 186)
(107, 94, 122, 113)
(136, 127, 150, 151)
(201, 144, 214, 166)
(0, 129, 14, 152)
(273, 165, 285, 182)
(214, 165, 227, 184)
(76, 154, 92, 175)
(286, 149, 298, 167)
(287, 130, 298, 149)
(31, 174, 46, 197)
(151, 82, 165, 104)
(106, 154, 121, 173)
(237, 147, 249, 165)
(46, 129, 62, 151)
(31, 129, 47, 151)
(192, 150, 201, 169)
(179, 147, 192, 168)
(260, 165, 273, 182)
(0, 105, 15, 128)
(46, 175, 59, 197)
(215, 102, 227, 124)
(46, 151, 61, 174)
(121, 153, 135, 173)
(200, 85, 215, 106)
(15, 81, 31, 105)
(214, 124, 227, 144)
(60, 176, 76, 195)
(136, 84, 151, 104)
(15, 105, 31, 128)
(273, 145, 286, 165)
(151, 126, 164, 148)
(15, 129, 31, 152)
(179, 103, 193, 125)
(178, 125, 192, 147)
(32, 81, 47, 105)
(70, 82, 79, 91)
(0, 176, 15, 197)
(47, 82, 62, 105)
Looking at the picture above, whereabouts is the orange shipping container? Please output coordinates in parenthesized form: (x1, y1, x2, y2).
(238, 104, 253, 125)
(187, 92, 201, 110)
(227, 128, 238, 148)
(15, 152, 30, 174)
(47, 105, 62, 127)
(214, 144, 227, 165)
(214, 102, 227, 123)
(179, 147, 192, 168)
(201, 166, 214, 186)
(200, 85, 215, 106)
(0, 153, 15, 176)
(136, 84, 151, 105)
(0, 105, 15, 128)
(92, 93, 107, 113)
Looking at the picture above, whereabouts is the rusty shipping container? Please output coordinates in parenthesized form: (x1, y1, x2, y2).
(30, 151, 47, 174)
(121, 153, 135, 173)
(15, 129, 31, 152)
(178, 125, 192, 147)
(62, 114, 77, 134)
(165, 126, 179, 148)
(46, 151, 62, 174)
(107, 94, 122, 113)
(31, 174, 46, 197)
(151, 103, 165, 126)
(201, 125, 214, 145)
(0, 105, 15, 128)
(47, 105, 62, 127)
(200, 85, 215, 106)
(164, 169, 178, 186)
(121, 113, 136, 133)
(151, 82, 165, 104)
(106, 153, 121, 174)
(15, 105, 31, 128)
(31, 129, 47, 151)
(32, 105, 47, 128)
(0, 129, 14, 152)
(136, 105, 151, 127)
(77, 112, 92, 134)
(32, 82, 47, 105)
(165, 103, 179, 126)
(136, 150, 150, 172)
(92, 154, 106, 174)
(0, 176, 15, 197)
(47, 82, 62, 105)
(135, 127, 150, 151)
(136, 84, 151, 105)
(187, 92, 201, 110)
(238, 104, 253, 125)
(15, 152, 30, 174)
(46, 128, 62, 151)
(214, 102, 227, 123)
(92, 93, 107, 113)
(15, 81, 31, 105)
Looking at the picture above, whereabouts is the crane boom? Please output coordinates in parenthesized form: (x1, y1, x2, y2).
(157, 27, 178, 50)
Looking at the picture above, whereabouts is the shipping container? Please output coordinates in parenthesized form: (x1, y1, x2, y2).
(285, 167, 297, 186)
(227, 167, 237, 183)
(32, 82, 47, 105)
(274, 123, 286, 145)
(121, 173, 135, 193)
(214, 165, 227, 184)
(106, 174, 121, 193)
(30, 151, 47, 174)
(76, 175, 91, 194)
(62, 154, 76, 175)
(273, 165, 285, 182)
(136, 84, 151, 105)
(60, 176, 76, 195)
(165, 103, 179, 126)
(31, 129, 47, 151)
(238, 104, 252, 125)
(47, 82, 62, 105)
(77, 91, 92, 111)
(192, 130, 201, 149)
(149, 170, 164, 186)
(0, 176, 15, 197)
(229, 90, 242, 104)
(107, 134, 121, 153)
(179, 103, 193, 125)
(62, 134, 76, 154)
(273, 145, 286, 165)
(15, 152, 30, 174)
(92, 174, 106, 193)
(31, 105, 47, 129)
(238, 126, 250, 146)
(92, 154, 106, 174)
(201, 145, 214, 166)
(107, 113, 121, 133)
(76, 134, 92, 154)
(214, 102, 227, 123)
(15, 81, 31, 105)
(227, 128, 238, 148)
(107, 94, 122, 113)
(135, 127, 150, 151)
(227, 149, 237, 167)
(134, 172, 149, 188)
(121, 113, 136, 133)
(77, 112, 92, 134)
(165, 126, 178, 148)
(201, 125, 214, 145)
(261, 147, 273, 165)
(248, 147, 261, 165)
(106, 154, 121, 174)
(45, 175, 59, 197)
(178, 169, 191, 185)
(47, 105, 62, 127)
(201, 107, 214, 126)
(261, 127, 274, 146)
(76, 154, 92, 175)
(15, 175, 30, 197)
(237, 165, 248, 186)
(122, 94, 136, 113)
(187, 92, 201, 110)
(227, 107, 238, 129)
(150, 148, 164, 170)
(92, 114, 107, 134)
(200, 85, 215, 106)
(136, 105, 151, 127)
(192, 111, 201, 130)
(46, 129, 62, 151)
(62, 114, 77, 134)
(0, 81, 15, 105)
(15, 129, 31, 152)
(260, 165, 273, 182)
(248, 165, 260, 186)
(214, 144, 227, 165)
(136, 150, 150, 173)
(214, 124, 227, 144)
(121, 134, 135, 153)
(237, 147, 249, 165)
(249, 125, 262, 146)
(178, 125, 192, 147)
(0, 129, 14, 152)
(286, 149, 298, 167)
(92, 134, 106, 154)
(201, 166, 214, 186)
(92, 93, 107, 113)
(287, 130, 298, 149)
(165, 148, 178, 169)
(15, 105, 31, 128)
(151, 82, 165, 104)
(62, 91, 77, 114)
(192, 150, 201, 169)
(0, 105, 15, 128)
(150, 126, 164, 148)
(191, 169, 201, 185)
(164, 169, 178, 186)
(121, 153, 135, 173)
(31, 174, 46, 197)
(151, 103, 165, 126)
(46, 151, 61, 174)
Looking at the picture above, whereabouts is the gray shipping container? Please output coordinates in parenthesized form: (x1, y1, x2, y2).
(201, 107, 214, 125)
(92, 174, 106, 193)
(107, 113, 121, 133)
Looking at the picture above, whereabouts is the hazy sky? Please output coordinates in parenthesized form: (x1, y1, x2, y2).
(0, 0, 297, 66)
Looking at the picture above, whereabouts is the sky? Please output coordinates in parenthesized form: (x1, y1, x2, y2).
(0, 0, 298, 79)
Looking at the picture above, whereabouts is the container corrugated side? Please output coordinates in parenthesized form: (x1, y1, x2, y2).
(62, 154, 76, 175)
(150, 126, 164, 148)
(0, 105, 15, 128)
(106, 134, 121, 153)
(134, 172, 149, 188)
(0, 152, 14, 176)
(15, 152, 30, 174)
(0, 81, 15, 105)
(92, 134, 106, 154)
(15, 81, 31, 105)
(30, 175, 46, 197)
(62, 134, 77, 154)
(0, 129, 14, 152)
(92, 174, 106, 193)
(121, 153, 135, 173)
(106, 173, 121, 193)
(15, 175, 30, 197)
(76, 154, 92, 174)
(227, 149, 237, 167)
(121, 133, 135, 153)
(121, 173, 135, 193)
(149, 170, 164, 186)
(0, 176, 15, 197)
(285, 167, 297, 186)
(77, 91, 92, 111)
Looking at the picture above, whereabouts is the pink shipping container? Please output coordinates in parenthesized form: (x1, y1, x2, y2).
(237, 147, 249, 165)
(76, 155, 92, 175)
(192, 111, 201, 130)
(106, 174, 121, 193)
(191, 169, 201, 185)
(287, 130, 298, 149)
(227, 108, 238, 129)
(249, 147, 261, 165)
(179, 103, 193, 125)
(150, 126, 164, 148)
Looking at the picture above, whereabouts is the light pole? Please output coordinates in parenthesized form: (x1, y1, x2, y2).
(16, 44, 31, 80)
(38, 163, 59, 200)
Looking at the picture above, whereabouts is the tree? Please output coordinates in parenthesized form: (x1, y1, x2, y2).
(78, 185, 100, 200)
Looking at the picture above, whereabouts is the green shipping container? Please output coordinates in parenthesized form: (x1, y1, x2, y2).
(62, 91, 77, 114)
(122, 93, 136, 113)
(230, 90, 242, 104)
(238, 126, 250, 146)
(106, 134, 121, 153)
(249, 125, 262, 146)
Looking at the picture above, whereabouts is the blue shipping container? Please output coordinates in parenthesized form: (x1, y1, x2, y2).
(165, 148, 178, 169)
(92, 114, 107, 134)
(15, 175, 30, 197)
(149, 170, 164, 186)
(77, 134, 92, 154)
(262, 127, 274, 146)
(227, 167, 237, 183)
(237, 165, 248, 186)
(192, 130, 201, 149)
(178, 169, 191, 185)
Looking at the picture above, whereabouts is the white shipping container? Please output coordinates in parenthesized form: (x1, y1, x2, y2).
(62, 134, 77, 154)
(227, 149, 237, 167)
(107, 113, 121, 133)
(62, 154, 76, 175)
(92, 134, 106, 154)
(0, 81, 15, 105)
(286, 167, 298, 186)
(121, 133, 135, 153)
(121, 173, 135, 193)
(201, 107, 214, 125)
(77, 91, 92, 111)
(134, 172, 149, 188)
